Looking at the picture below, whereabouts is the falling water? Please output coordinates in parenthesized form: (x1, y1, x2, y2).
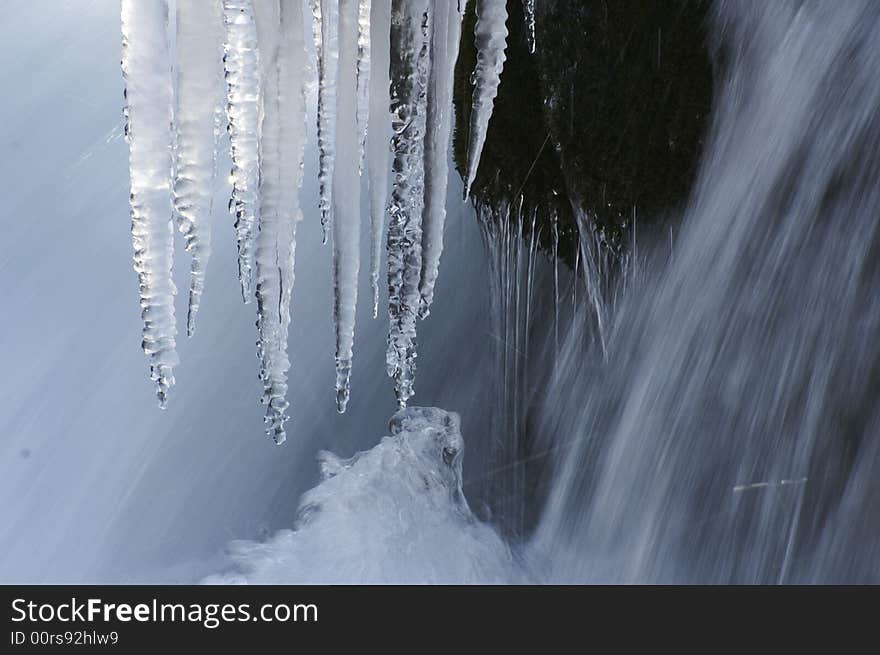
(476, 198, 577, 537)
(528, 0, 880, 583)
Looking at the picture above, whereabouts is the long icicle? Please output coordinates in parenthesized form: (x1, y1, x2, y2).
(418, 0, 463, 319)
(387, 0, 431, 407)
(121, 0, 179, 408)
(333, 0, 363, 413)
(174, 0, 224, 336)
(463, 0, 508, 199)
(356, 0, 372, 168)
(315, 0, 340, 243)
(309, 0, 323, 96)
(253, 0, 283, 439)
(367, 0, 392, 318)
(253, 0, 308, 444)
(223, 0, 262, 302)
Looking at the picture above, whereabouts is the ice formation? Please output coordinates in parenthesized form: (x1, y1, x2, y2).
(367, 0, 392, 318)
(313, 0, 339, 242)
(121, 0, 179, 408)
(173, 0, 224, 336)
(332, 0, 362, 413)
(356, 0, 372, 166)
(204, 408, 517, 583)
(523, 0, 535, 54)
(463, 0, 508, 199)
(386, 0, 431, 407)
(418, 0, 464, 319)
(120, 0, 510, 436)
(223, 0, 262, 301)
(253, 0, 308, 443)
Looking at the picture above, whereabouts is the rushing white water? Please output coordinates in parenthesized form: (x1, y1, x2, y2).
(121, 0, 179, 409)
(463, 0, 508, 200)
(253, 0, 308, 444)
(530, 0, 880, 583)
(205, 408, 518, 584)
(315, 0, 340, 243)
(332, 0, 363, 414)
(173, 0, 224, 337)
(367, 0, 392, 318)
(418, 0, 464, 320)
(386, 0, 431, 407)
(223, 0, 262, 302)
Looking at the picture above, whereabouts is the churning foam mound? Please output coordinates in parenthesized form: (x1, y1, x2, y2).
(204, 407, 519, 584)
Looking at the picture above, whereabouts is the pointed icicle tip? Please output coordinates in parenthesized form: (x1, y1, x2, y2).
(271, 427, 287, 446)
(336, 388, 349, 414)
(417, 296, 431, 321)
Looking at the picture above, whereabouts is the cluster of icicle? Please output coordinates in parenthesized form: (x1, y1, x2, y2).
(120, 0, 517, 443)
(121, 0, 307, 443)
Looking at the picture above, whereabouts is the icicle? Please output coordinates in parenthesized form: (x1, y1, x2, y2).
(387, 0, 431, 407)
(223, 0, 262, 302)
(463, 0, 508, 199)
(121, 0, 179, 409)
(356, 0, 372, 168)
(314, 0, 340, 243)
(367, 0, 392, 318)
(174, 0, 223, 337)
(252, 0, 308, 444)
(309, 0, 323, 79)
(522, 0, 535, 54)
(252, 1, 281, 438)
(417, 0, 463, 320)
(333, 0, 363, 414)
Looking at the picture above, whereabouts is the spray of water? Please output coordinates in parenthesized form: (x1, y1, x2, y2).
(527, 0, 880, 583)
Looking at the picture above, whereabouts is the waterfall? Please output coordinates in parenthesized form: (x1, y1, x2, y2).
(528, 0, 880, 583)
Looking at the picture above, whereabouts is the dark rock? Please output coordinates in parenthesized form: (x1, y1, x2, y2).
(453, 0, 714, 265)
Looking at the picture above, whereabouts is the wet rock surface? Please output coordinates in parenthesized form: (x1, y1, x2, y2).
(454, 0, 714, 264)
